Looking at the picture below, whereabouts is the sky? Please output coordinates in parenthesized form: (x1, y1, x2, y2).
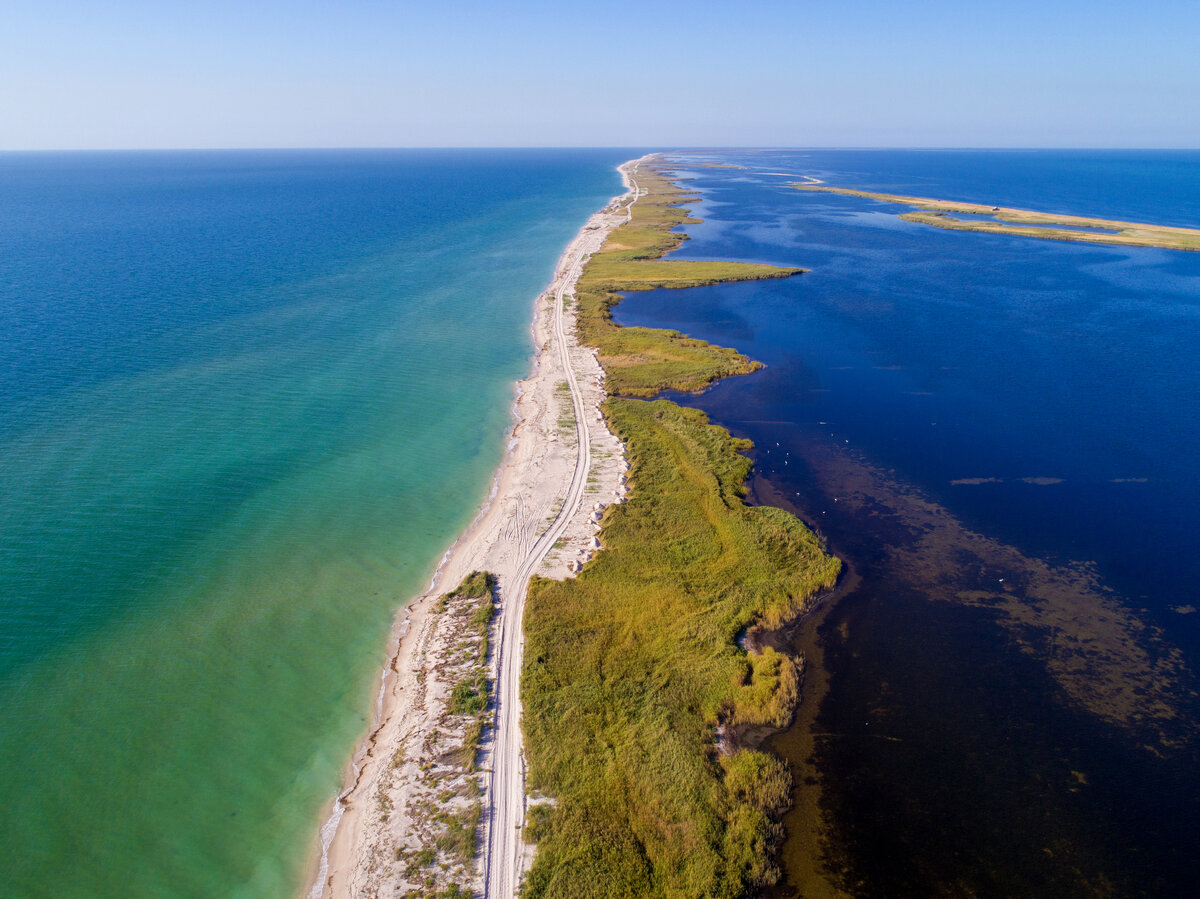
(1, 0, 1197, 150)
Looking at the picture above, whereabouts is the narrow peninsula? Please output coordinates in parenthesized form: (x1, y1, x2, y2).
(796, 184, 1200, 251)
(310, 173, 635, 899)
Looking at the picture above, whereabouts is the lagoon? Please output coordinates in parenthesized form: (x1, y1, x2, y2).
(617, 149, 1200, 895)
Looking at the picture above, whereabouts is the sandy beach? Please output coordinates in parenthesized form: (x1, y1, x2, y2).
(305, 159, 646, 898)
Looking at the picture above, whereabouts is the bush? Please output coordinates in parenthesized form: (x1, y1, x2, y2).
(449, 675, 487, 717)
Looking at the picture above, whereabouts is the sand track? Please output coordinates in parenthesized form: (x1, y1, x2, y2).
(484, 162, 642, 899)
(307, 158, 647, 899)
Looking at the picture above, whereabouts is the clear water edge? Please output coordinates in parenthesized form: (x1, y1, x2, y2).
(305, 332, 538, 896)
(0, 149, 631, 897)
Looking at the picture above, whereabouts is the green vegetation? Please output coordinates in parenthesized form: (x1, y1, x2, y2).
(450, 718, 484, 772)
(576, 165, 805, 396)
(796, 184, 1200, 251)
(402, 881, 471, 899)
(555, 381, 577, 433)
(524, 804, 554, 845)
(518, 159, 840, 897)
(449, 678, 487, 716)
(522, 399, 839, 897)
(451, 570, 496, 605)
(435, 801, 483, 864)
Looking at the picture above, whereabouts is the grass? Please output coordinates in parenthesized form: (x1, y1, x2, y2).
(519, 157, 840, 899)
(447, 571, 495, 770)
(522, 400, 839, 898)
(796, 184, 1200, 252)
(576, 165, 805, 397)
(555, 381, 577, 433)
(449, 679, 487, 717)
(435, 801, 483, 864)
(451, 570, 496, 605)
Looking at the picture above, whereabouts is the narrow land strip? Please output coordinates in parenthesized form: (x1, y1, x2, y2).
(307, 161, 645, 899)
(796, 184, 1200, 251)
(518, 158, 841, 897)
(483, 160, 645, 899)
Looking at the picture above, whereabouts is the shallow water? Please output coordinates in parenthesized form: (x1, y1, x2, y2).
(0, 149, 626, 896)
(617, 150, 1200, 896)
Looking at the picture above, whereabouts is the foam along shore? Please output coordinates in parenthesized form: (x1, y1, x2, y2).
(795, 184, 1200, 251)
(303, 161, 647, 898)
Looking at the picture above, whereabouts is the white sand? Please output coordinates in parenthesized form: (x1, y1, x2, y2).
(305, 157, 649, 898)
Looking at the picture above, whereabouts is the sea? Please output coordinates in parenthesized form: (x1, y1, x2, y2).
(0, 149, 628, 897)
(614, 150, 1200, 897)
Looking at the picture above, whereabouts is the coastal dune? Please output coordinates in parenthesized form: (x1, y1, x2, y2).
(307, 161, 646, 898)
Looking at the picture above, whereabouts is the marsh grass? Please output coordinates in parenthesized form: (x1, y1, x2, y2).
(577, 166, 804, 397)
(522, 400, 838, 897)
(518, 161, 839, 898)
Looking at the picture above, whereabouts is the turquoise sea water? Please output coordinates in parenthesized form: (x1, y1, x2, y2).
(0, 149, 625, 896)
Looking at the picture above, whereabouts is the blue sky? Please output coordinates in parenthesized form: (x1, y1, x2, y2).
(1, 0, 1197, 149)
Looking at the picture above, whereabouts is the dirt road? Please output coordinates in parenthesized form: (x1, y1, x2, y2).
(483, 162, 642, 899)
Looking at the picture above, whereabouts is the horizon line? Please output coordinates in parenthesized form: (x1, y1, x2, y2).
(2, 145, 1199, 154)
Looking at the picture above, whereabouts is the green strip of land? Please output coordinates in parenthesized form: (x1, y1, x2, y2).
(795, 184, 1200, 251)
(578, 165, 804, 396)
(520, 162, 840, 898)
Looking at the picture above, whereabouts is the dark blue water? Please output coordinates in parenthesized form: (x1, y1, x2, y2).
(616, 150, 1200, 896)
(636, 150, 1200, 621)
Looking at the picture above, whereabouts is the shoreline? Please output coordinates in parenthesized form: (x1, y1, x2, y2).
(515, 156, 839, 893)
(302, 160, 645, 898)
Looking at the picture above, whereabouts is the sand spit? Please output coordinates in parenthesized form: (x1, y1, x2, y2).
(306, 160, 648, 899)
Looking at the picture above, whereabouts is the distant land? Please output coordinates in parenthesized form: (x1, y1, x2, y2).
(796, 184, 1200, 251)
